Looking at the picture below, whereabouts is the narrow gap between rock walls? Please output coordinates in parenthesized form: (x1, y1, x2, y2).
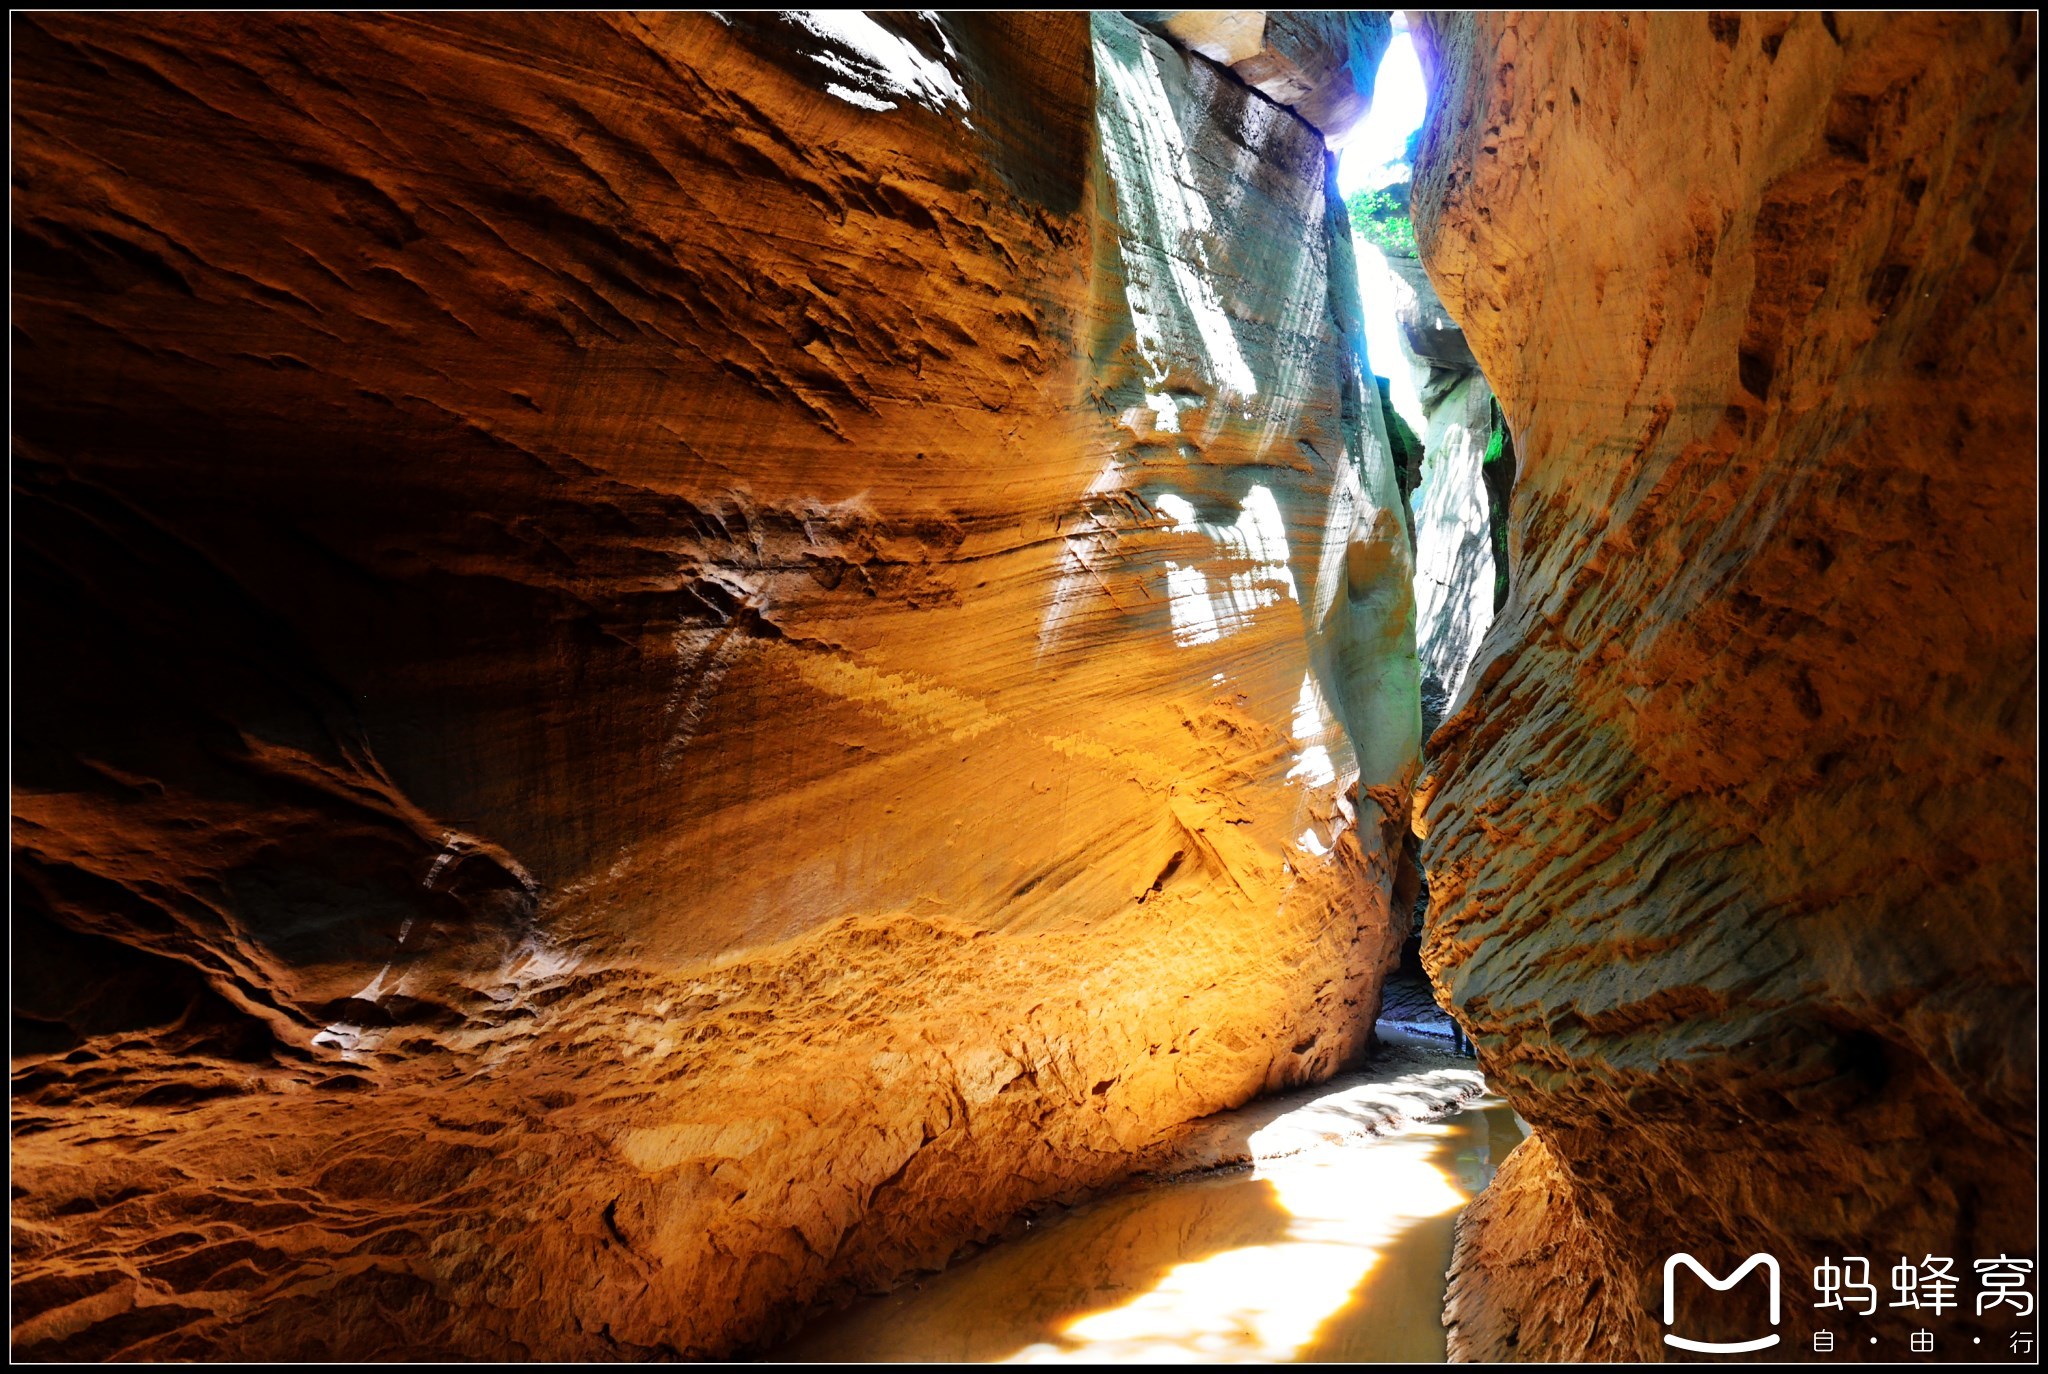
(1340, 17, 1511, 1056)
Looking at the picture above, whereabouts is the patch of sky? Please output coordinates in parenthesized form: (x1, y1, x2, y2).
(1336, 23, 1430, 436)
(1335, 24, 1426, 198)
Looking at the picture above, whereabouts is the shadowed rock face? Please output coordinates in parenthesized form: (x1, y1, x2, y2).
(1129, 10, 1392, 144)
(1367, 243, 1509, 738)
(11, 12, 1413, 1360)
(1409, 11, 2036, 1360)
(1407, 369, 1500, 734)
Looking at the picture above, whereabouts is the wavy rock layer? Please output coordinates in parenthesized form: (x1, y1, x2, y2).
(1411, 11, 2036, 1360)
(11, 12, 1414, 1359)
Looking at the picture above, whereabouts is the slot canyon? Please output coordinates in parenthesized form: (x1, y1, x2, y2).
(9, 9, 2036, 1364)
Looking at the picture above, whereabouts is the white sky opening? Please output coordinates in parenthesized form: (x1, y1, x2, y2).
(1336, 23, 1425, 195)
(1336, 22, 1431, 437)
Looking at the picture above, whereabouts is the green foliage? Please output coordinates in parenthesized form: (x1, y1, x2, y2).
(1482, 399, 1515, 612)
(1345, 186, 1417, 258)
(1375, 375, 1423, 491)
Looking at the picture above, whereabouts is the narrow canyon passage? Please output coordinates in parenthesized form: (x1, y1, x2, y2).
(10, 9, 2036, 1365)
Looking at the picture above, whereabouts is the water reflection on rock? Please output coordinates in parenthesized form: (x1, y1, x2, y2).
(777, 1098, 1525, 1364)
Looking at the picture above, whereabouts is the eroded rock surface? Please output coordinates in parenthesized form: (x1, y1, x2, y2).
(1410, 11, 2037, 1360)
(11, 12, 1417, 1359)
(1130, 11, 1392, 144)
(1364, 241, 1510, 736)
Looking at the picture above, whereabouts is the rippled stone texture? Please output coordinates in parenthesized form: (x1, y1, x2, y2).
(11, 11, 1414, 1360)
(1410, 12, 2036, 1360)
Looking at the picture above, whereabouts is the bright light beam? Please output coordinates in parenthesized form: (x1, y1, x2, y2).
(1015, 1129, 1469, 1363)
(1335, 33, 1427, 192)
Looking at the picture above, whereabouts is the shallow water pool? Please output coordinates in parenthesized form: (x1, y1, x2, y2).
(776, 1095, 1525, 1364)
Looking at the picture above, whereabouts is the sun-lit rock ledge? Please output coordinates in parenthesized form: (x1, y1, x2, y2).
(1127, 11, 1392, 145)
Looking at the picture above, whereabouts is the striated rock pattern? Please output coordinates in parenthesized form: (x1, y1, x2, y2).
(1439, 1131, 1652, 1361)
(1411, 11, 2037, 1361)
(10, 11, 1418, 1360)
(1408, 370, 1499, 734)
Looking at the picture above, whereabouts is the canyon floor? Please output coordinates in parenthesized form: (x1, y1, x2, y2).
(769, 1022, 1504, 1363)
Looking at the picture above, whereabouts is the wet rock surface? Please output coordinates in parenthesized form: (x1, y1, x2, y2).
(11, 12, 1416, 1359)
(1410, 11, 2036, 1361)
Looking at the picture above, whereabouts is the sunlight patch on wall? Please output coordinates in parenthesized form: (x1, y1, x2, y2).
(1286, 671, 1339, 790)
(1095, 26, 1260, 405)
(787, 11, 968, 116)
(1158, 485, 1300, 649)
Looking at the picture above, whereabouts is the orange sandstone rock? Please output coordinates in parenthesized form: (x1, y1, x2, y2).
(10, 11, 1413, 1359)
(1412, 11, 2037, 1361)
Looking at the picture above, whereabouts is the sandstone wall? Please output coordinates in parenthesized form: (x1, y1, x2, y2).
(11, 11, 1414, 1359)
(1408, 371, 1497, 727)
(1409, 11, 2036, 1360)
(1129, 10, 1392, 146)
(1373, 246, 1508, 735)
